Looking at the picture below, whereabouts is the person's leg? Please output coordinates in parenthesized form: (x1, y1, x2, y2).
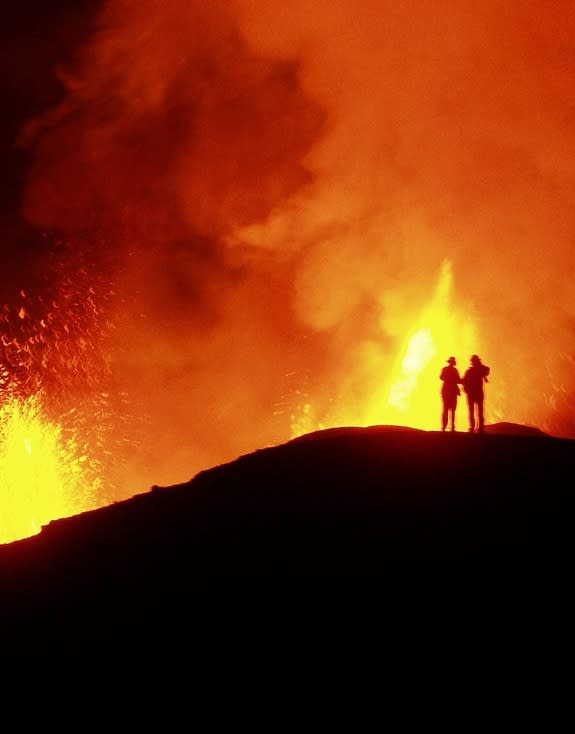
(442, 403, 448, 431)
(450, 406, 456, 431)
(467, 396, 475, 432)
(477, 399, 484, 433)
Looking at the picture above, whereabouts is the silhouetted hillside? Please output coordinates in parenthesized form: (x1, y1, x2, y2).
(1, 424, 574, 728)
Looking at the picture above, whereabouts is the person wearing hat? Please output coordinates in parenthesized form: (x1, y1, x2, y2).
(461, 354, 490, 433)
(439, 356, 462, 432)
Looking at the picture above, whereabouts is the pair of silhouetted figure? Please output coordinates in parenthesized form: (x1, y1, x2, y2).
(440, 355, 490, 433)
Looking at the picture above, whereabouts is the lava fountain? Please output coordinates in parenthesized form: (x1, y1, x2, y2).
(0, 393, 100, 544)
(0, 268, 119, 544)
(290, 259, 497, 437)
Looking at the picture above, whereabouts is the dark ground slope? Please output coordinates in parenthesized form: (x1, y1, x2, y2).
(1, 424, 574, 727)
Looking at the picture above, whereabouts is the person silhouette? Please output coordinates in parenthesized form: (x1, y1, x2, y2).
(439, 356, 461, 432)
(461, 354, 490, 433)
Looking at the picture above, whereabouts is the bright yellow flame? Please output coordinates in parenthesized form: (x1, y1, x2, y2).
(375, 260, 478, 429)
(291, 259, 493, 436)
(387, 328, 437, 413)
(0, 394, 98, 544)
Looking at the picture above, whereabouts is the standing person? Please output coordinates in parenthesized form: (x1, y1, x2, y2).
(439, 356, 462, 432)
(462, 354, 490, 433)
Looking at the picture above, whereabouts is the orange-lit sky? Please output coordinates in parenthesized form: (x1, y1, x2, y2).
(1, 0, 575, 499)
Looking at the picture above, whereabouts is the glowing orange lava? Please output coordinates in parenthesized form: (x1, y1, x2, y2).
(0, 394, 100, 544)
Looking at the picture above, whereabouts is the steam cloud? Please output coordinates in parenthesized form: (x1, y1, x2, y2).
(14, 0, 575, 492)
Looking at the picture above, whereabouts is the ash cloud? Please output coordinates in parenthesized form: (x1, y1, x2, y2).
(14, 0, 575, 492)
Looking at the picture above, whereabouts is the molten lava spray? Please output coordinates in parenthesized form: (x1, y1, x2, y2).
(3, 0, 575, 539)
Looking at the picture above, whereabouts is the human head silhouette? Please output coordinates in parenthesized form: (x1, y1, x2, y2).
(447, 357, 456, 365)
(471, 354, 481, 365)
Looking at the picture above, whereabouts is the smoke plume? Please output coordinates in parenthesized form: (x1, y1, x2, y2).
(15, 0, 575, 493)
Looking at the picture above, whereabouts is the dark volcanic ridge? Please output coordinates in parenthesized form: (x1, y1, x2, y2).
(0, 421, 571, 587)
(2, 421, 574, 726)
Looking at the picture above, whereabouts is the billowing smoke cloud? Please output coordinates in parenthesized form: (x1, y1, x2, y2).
(16, 0, 575, 493)
(232, 0, 575, 423)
